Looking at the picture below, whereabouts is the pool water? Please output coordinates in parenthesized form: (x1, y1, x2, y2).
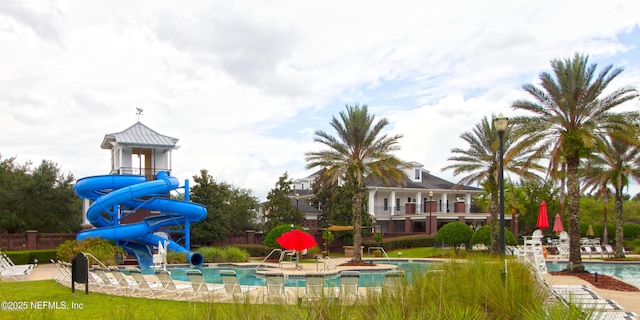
(546, 262, 640, 287)
(168, 261, 437, 287)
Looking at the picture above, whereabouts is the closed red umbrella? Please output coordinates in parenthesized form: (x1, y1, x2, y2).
(536, 201, 549, 230)
(552, 214, 564, 233)
(276, 229, 317, 251)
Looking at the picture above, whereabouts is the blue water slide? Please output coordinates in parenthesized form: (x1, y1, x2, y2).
(74, 172, 207, 267)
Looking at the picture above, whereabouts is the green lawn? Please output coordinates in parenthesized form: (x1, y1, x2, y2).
(0, 280, 266, 320)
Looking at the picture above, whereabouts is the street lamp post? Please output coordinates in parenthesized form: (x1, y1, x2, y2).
(295, 193, 300, 213)
(494, 113, 509, 255)
(428, 191, 433, 234)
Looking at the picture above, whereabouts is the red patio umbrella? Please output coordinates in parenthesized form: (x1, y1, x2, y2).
(536, 201, 549, 230)
(276, 229, 317, 251)
(552, 214, 564, 233)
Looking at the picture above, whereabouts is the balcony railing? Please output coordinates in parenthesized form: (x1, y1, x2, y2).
(110, 167, 172, 180)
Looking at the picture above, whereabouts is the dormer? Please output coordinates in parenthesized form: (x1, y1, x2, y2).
(404, 161, 424, 183)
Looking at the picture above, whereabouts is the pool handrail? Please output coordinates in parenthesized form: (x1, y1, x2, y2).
(315, 255, 337, 271)
(255, 249, 284, 271)
(367, 246, 391, 261)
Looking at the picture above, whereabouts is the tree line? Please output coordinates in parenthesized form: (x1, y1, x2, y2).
(0, 155, 81, 233)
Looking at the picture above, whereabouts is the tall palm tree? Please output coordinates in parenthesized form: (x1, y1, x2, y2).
(442, 115, 543, 254)
(583, 133, 640, 257)
(305, 104, 407, 262)
(599, 185, 610, 246)
(511, 53, 638, 270)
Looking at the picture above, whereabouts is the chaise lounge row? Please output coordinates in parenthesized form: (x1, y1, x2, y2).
(51, 261, 406, 303)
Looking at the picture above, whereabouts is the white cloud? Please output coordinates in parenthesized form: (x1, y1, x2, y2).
(1, 0, 639, 201)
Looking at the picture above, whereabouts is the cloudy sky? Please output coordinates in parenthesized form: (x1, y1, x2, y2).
(1, 0, 639, 201)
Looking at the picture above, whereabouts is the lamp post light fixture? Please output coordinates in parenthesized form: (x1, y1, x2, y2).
(494, 113, 509, 255)
(295, 193, 300, 213)
(428, 191, 433, 234)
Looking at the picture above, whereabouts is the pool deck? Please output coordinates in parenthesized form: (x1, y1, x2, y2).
(543, 254, 640, 315)
(18, 256, 640, 314)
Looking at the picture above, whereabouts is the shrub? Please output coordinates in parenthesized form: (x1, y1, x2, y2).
(5, 250, 57, 264)
(196, 246, 227, 263)
(4, 251, 30, 264)
(195, 246, 250, 263)
(263, 224, 305, 248)
(623, 223, 640, 239)
(233, 244, 270, 257)
(29, 250, 57, 263)
(363, 234, 435, 250)
(56, 238, 124, 265)
(583, 223, 640, 240)
(166, 251, 187, 264)
(372, 232, 383, 246)
(470, 226, 516, 247)
(304, 245, 321, 258)
(225, 247, 249, 262)
(435, 222, 473, 250)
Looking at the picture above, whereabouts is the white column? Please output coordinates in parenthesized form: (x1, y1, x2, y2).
(442, 193, 448, 212)
(390, 191, 396, 215)
(81, 199, 92, 228)
(466, 194, 472, 213)
(415, 192, 422, 213)
(118, 146, 123, 174)
(368, 189, 376, 216)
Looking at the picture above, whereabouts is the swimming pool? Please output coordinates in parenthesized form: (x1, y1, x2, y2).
(167, 261, 437, 287)
(546, 261, 640, 287)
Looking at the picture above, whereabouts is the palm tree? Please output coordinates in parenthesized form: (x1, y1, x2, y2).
(305, 104, 407, 262)
(583, 133, 640, 257)
(511, 53, 638, 270)
(442, 115, 543, 254)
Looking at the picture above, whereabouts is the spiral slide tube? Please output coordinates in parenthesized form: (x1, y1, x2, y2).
(74, 172, 207, 267)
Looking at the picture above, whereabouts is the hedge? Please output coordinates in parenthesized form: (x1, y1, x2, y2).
(580, 223, 640, 240)
(362, 234, 435, 250)
(3, 250, 56, 264)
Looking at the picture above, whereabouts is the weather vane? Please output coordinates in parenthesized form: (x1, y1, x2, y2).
(136, 107, 144, 121)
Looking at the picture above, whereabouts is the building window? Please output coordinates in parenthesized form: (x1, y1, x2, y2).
(414, 169, 420, 180)
(396, 198, 400, 210)
(383, 198, 388, 211)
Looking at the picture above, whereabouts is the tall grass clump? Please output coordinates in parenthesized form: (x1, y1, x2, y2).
(364, 256, 578, 319)
(195, 246, 249, 263)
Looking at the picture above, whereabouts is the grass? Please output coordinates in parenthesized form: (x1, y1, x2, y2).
(0, 257, 580, 320)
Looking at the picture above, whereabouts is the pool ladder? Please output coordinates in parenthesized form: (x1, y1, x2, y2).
(255, 249, 284, 271)
(314, 255, 337, 271)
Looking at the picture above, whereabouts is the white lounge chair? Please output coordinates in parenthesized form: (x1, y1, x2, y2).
(128, 267, 162, 297)
(581, 246, 593, 259)
(108, 266, 137, 295)
(50, 259, 72, 285)
(593, 246, 605, 257)
(303, 272, 326, 299)
(91, 265, 119, 292)
(154, 269, 192, 299)
(263, 271, 289, 303)
(185, 269, 222, 300)
(0, 254, 35, 281)
(219, 270, 256, 299)
(338, 271, 360, 297)
(604, 245, 616, 257)
(381, 269, 405, 293)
